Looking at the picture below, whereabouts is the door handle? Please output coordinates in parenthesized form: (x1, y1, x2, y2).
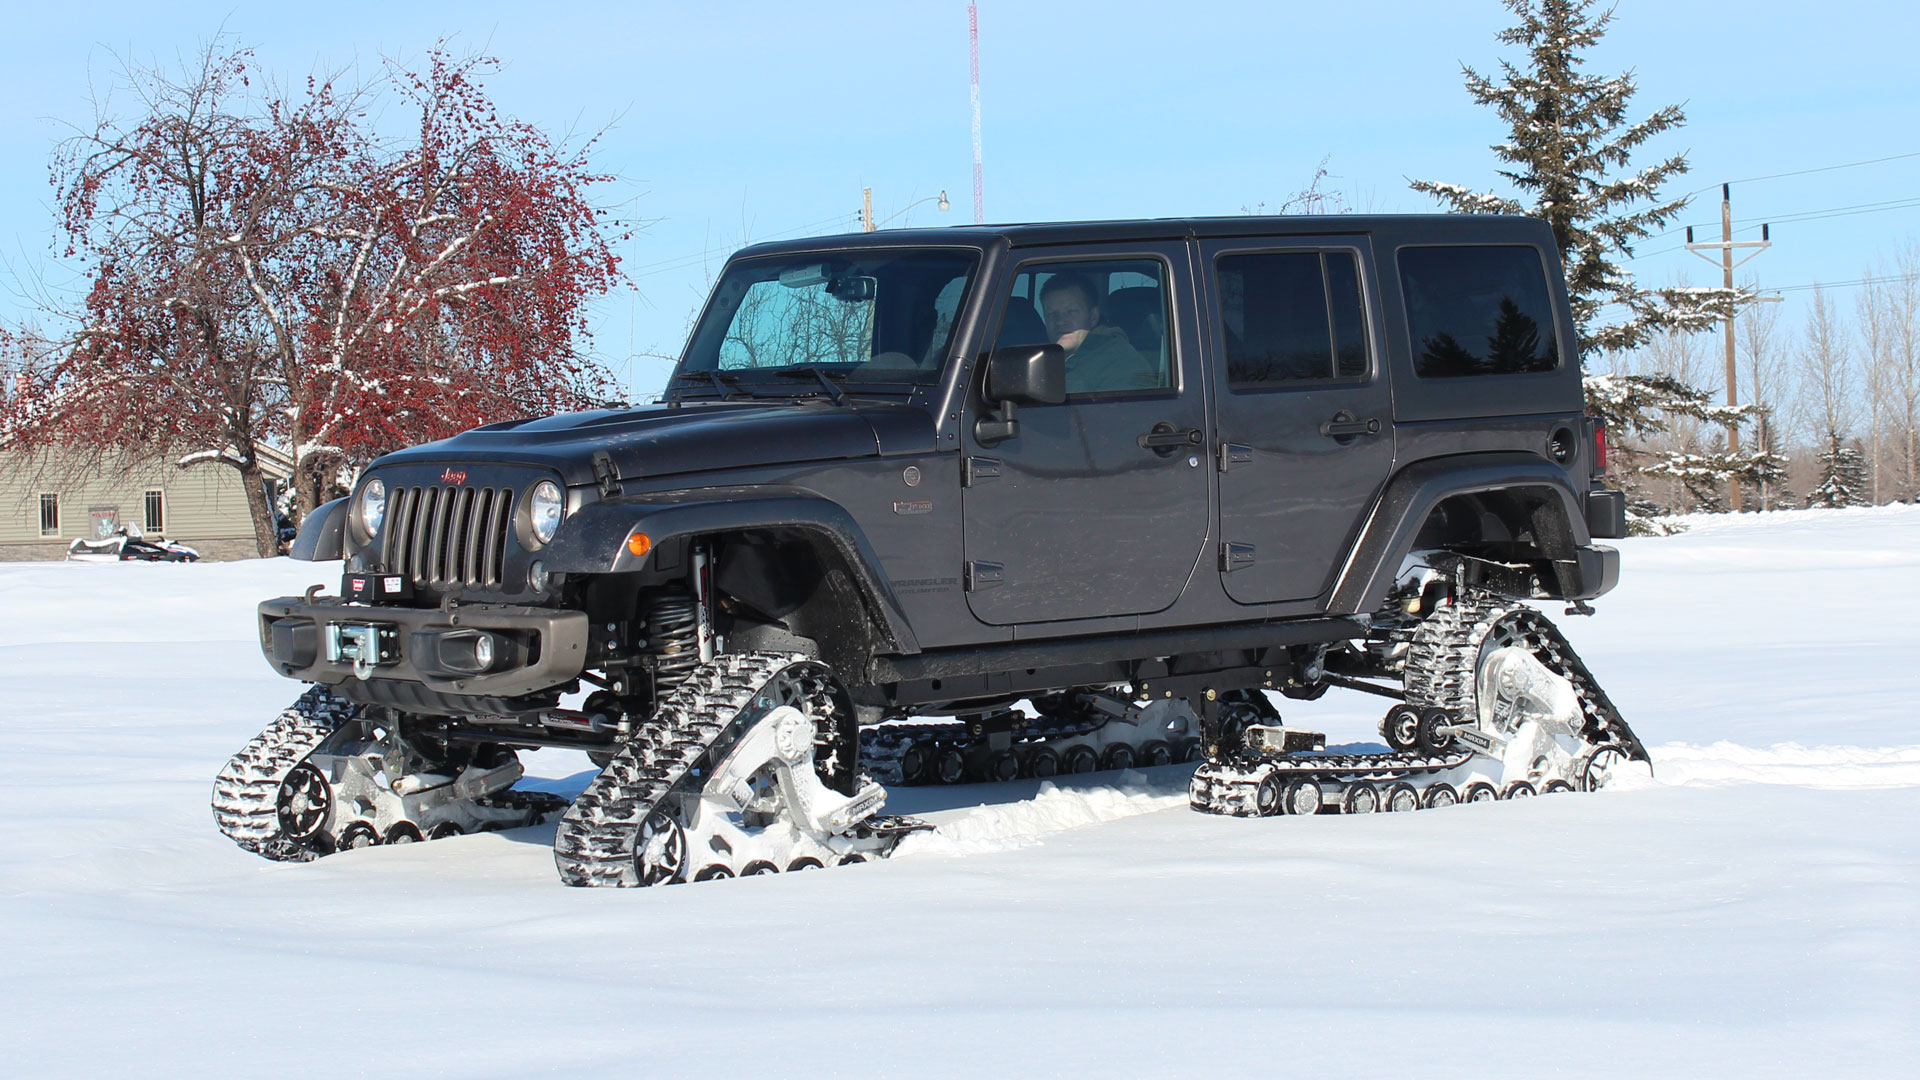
(1138, 425, 1204, 450)
(1319, 411, 1381, 439)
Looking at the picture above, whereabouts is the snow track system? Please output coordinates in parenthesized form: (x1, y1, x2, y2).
(861, 695, 1213, 787)
(214, 590, 1643, 885)
(212, 685, 565, 861)
(1191, 588, 1649, 817)
(552, 652, 925, 887)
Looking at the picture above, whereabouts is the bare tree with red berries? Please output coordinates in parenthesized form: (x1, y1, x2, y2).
(2, 42, 622, 556)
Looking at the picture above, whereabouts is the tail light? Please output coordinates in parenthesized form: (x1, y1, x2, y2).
(1592, 420, 1610, 473)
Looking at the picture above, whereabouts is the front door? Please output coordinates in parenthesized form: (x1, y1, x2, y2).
(1201, 237, 1396, 605)
(961, 244, 1212, 625)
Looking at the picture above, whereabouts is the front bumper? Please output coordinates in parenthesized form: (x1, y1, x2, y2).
(258, 596, 589, 703)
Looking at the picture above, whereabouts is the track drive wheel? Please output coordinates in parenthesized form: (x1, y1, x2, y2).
(1283, 779, 1323, 816)
(1384, 782, 1421, 813)
(275, 763, 333, 842)
(635, 810, 688, 886)
(1422, 783, 1459, 810)
(899, 741, 934, 784)
(1343, 783, 1380, 815)
(339, 822, 379, 850)
(1254, 772, 1285, 817)
(1415, 709, 1456, 755)
(1381, 704, 1422, 753)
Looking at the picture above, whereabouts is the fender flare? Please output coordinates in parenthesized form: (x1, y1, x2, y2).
(290, 497, 348, 562)
(542, 487, 920, 655)
(1330, 452, 1593, 614)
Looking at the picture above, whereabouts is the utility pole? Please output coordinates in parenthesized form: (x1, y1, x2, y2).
(862, 187, 875, 233)
(1685, 183, 1774, 512)
(969, 2, 984, 224)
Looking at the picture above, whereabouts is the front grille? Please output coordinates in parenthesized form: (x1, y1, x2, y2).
(386, 485, 516, 588)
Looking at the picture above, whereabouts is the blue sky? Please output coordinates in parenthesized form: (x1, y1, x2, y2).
(3, 1, 1916, 400)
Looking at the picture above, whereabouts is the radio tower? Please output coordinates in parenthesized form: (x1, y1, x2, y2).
(969, 3, 984, 224)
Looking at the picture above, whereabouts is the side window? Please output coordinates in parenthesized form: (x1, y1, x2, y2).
(1398, 245, 1560, 378)
(1217, 250, 1369, 388)
(994, 258, 1172, 397)
(39, 493, 60, 537)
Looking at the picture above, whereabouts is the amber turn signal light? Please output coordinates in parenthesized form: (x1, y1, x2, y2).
(625, 531, 652, 558)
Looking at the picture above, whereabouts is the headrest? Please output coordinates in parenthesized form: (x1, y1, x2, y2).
(994, 297, 1048, 349)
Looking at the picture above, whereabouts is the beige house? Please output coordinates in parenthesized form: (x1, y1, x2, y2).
(0, 445, 293, 561)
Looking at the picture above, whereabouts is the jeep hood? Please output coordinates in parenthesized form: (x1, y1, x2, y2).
(372, 401, 935, 486)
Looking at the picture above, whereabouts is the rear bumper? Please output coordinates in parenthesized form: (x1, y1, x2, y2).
(1571, 544, 1620, 599)
(258, 596, 589, 704)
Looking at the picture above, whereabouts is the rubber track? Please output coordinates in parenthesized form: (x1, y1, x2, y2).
(860, 713, 1107, 785)
(210, 685, 356, 861)
(1191, 748, 1474, 816)
(1190, 587, 1646, 815)
(1405, 589, 1647, 761)
(553, 651, 809, 888)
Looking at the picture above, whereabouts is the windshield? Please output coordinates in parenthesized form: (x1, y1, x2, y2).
(677, 249, 979, 390)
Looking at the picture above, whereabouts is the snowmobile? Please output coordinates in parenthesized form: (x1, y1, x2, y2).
(68, 526, 200, 563)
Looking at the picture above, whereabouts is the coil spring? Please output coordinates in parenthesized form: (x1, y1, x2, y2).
(643, 591, 701, 694)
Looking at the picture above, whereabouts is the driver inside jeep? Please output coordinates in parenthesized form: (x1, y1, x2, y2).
(1038, 272, 1160, 394)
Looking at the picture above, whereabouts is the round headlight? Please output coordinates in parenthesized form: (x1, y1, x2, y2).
(529, 480, 563, 545)
(360, 477, 387, 537)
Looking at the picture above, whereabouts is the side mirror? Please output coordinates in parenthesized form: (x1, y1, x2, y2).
(987, 344, 1066, 406)
(976, 345, 1065, 445)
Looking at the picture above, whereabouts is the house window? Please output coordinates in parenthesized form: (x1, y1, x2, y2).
(144, 489, 165, 533)
(39, 493, 60, 537)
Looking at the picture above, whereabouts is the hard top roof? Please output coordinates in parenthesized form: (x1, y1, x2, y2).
(734, 214, 1553, 259)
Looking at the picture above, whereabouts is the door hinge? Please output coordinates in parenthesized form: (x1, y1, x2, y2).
(964, 456, 1002, 487)
(1218, 443, 1254, 472)
(965, 560, 1004, 591)
(1220, 542, 1255, 572)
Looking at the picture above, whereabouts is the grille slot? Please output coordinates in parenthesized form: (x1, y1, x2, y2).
(385, 484, 515, 588)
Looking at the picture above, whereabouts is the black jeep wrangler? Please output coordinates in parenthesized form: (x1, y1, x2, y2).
(214, 215, 1646, 884)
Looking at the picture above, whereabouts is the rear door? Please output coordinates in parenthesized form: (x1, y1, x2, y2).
(1200, 236, 1396, 605)
(960, 243, 1211, 625)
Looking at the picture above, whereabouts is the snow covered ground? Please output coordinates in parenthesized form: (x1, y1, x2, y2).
(2, 506, 1915, 1078)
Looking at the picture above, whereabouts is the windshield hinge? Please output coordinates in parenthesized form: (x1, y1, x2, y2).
(591, 451, 624, 499)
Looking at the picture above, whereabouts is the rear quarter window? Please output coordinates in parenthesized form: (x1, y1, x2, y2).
(1398, 245, 1561, 378)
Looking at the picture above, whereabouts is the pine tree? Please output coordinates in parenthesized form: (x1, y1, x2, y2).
(1805, 431, 1870, 509)
(1412, 0, 1757, 525)
(1411, 0, 1743, 353)
(1584, 370, 1774, 531)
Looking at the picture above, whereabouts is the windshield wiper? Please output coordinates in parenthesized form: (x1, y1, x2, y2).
(772, 365, 848, 405)
(670, 370, 751, 400)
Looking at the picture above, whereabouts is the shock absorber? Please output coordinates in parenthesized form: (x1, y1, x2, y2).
(641, 542, 717, 703)
(643, 591, 701, 696)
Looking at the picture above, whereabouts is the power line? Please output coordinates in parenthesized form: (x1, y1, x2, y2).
(1682, 150, 1920, 197)
(1765, 273, 1909, 295)
(1631, 196, 1920, 260)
